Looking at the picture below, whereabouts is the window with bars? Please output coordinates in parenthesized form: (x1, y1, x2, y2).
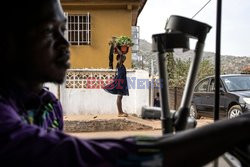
(65, 13, 91, 45)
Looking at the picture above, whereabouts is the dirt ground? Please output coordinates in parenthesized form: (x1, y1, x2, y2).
(68, 117, 214, 139)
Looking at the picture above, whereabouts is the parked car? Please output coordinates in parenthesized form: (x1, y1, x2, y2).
(190, 74, 250, 119)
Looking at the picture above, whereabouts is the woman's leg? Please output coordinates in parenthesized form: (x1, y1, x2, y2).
(117, 95, 127, 116)
(117, 95, 123, 115)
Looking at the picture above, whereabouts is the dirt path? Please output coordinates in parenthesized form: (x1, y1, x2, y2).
(68, 117, 214, 139)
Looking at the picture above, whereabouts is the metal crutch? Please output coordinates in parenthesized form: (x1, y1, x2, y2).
(152, 15, 212, 133)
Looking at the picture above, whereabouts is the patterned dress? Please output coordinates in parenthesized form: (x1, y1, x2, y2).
(103, 64, 129, 96)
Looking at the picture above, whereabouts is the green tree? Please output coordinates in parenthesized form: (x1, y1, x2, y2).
(168, 58, 214, 88)
(197, 59, 214, 81)
(169, 58, 190, 87)
(166, 52, 175, 80)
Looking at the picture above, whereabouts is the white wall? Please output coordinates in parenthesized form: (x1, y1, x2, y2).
(50, 69, 150, 116)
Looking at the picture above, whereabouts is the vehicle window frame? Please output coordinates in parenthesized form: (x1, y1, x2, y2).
(208, 78, 226, 92)
(194, 78, 210, 92)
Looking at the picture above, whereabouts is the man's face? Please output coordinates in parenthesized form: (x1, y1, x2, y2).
(15, 0, 70, 84)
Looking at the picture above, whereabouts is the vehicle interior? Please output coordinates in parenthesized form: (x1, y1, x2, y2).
(151, 1, 250, 167)
(36, 0, 250, 166)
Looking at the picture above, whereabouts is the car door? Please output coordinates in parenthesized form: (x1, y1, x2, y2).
(193, 78, 210, 112)
(202, 78, 214, 113)
(204, 78, 227, 117)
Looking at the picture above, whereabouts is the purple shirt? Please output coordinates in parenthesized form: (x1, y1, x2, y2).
(0, 87, 137, 166)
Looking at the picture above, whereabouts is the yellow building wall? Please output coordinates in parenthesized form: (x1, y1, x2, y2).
(64, 9, 133, 69)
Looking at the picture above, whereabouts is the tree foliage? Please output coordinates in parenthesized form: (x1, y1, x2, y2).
(167, 57, 214, 88)
(198, 59, 215, 81)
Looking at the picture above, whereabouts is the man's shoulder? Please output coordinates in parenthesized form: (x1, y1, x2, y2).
(42, 87, 58, 101)
(42, 87, 63, 111)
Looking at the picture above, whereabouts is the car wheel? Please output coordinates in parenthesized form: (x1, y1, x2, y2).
(190, 104, 200, 119)
(228, 105, 242, 119)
